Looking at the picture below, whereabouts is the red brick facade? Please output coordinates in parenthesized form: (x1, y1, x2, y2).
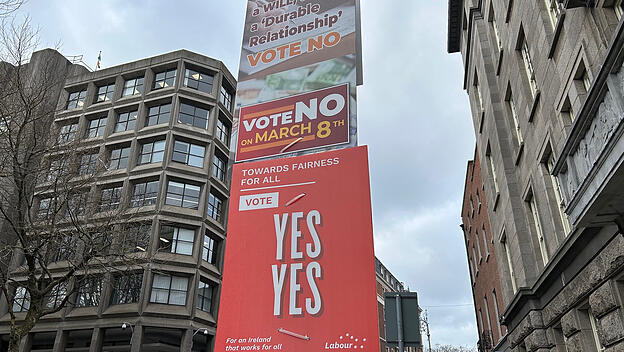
(460, 148, 507, 350)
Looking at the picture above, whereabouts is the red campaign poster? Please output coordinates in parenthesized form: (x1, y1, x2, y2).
(215, 146, 379, 352)
(236, 84, 350, 162)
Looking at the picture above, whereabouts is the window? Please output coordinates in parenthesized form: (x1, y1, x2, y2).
(212, 153, 227, 182)
(47, 235, 73, 262)
(131, 180, 159, 207)
(207, 191, 224, 222)
(38, 198, 53, 219)
(220, 85, 233, 109)
(197, 278, 214, 313)
(79, 152, 100, 175)
(114, 110, 137, 132)
(520, 36, 537, 96)
(150, 274, 188, 305)
(476, 191, 482, 212)
(478, 309, 485, 334)
(100, 185, 123, 211)
(159, 226, 194, 255)
(172, 140, 205, 168)
(492, 290, 503, 340)
(86, 116, 107, 138)
(47, 159, 69, 182)
(146, 103, 171, 126)
(66, 89, 87, 110)
(501, 233, 517, 293)
(139, 140, 166, 165)
(563, 96, 575, 121)
(45, 282, 67, 309)
(588, 309, 605, 351)
(111, 273, 143, 305)
(122, 77, 144, 96)
(482, 225, 490, 258)
(13, 286, 30, 312)
(528, 194, 548, 265)
(153, 68, 176, 89)
(216, 118, 230, 145)
(66, 192, 88, 217)
(108, 146, 130, 170)
(95, 83, 115, 103)
(58, 123, 78, 143)
(178, 102, 210, 129)
(202, 233, 218, 264)
(165, 181, 201, 209)
(184, 68, 214, 93)
(546, 152, 571, 236)
(616, 0, 624, 20)
(489, 3, 501, 51)
(545, 0, 562, 29)
(474, 72, 483, 110)
(76, 277, 102, 307)
(475, 231, 483, 262)
(508, 93, 523, 144)
(470, 196, 475, 218)
(484, 296, 494, 343)
(121, 223, 151, 253)
(472, 246, 479, 272)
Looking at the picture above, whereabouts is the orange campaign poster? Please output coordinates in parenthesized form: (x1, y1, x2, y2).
(214, 146, 379, 352)
(236, 84, 350, 162)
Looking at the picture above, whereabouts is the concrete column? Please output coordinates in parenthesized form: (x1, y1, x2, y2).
(88, 328, 102, 352)
(130, 324, 143, 352)
(180, 328, 193, 351)
(52, 328, 66, 352)
(19, 333, 31, 352)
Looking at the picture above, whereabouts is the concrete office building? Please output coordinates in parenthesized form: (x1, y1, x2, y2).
(0, 49, 236, 351)
(448, 0, 624, 351)
(375, 257, 422, 352)
(461, 148, 507, 351)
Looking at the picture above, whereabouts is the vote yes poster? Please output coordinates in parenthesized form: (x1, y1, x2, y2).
(214, 146, 379, 352)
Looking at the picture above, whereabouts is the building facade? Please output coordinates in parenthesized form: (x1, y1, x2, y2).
(461, 148, 507, 351)
(449, 0, 624, 351)
(375, 257, 422, 352)
(0, 49, 236, 351)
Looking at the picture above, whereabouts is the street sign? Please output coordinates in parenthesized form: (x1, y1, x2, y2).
(384, 292, 422, 348)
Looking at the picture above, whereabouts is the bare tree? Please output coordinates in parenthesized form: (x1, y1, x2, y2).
(429, 345, 477, 352)
(0, 15, 151, 352)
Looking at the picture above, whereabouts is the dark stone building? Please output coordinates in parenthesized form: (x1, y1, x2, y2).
(448, 0, 624, 350)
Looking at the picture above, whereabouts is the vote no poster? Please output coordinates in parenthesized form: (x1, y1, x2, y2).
(215, 146, 379, 352)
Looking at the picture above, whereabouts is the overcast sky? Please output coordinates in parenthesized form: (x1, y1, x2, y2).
(16, 0, 477, 347)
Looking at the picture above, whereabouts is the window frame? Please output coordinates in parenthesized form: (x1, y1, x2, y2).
(100, 185, 123, 211)
(138, 139, 166, 165)
(196, 278, 214, 313)
(86, 116, 108, 138)
(66, 89, 87, 110)
(13, 286, 30, 313)
(110, 272, 143, 305)
(212, 152, 227, 182)
(220, 85, 233, 110)
(58, 122, 78, 143)
(95, 83, 115, 103)
(79, 152, 100, 175)
(159, 225, 195, 255)
(216, 118, 230, 146)
(153, 68, 177, 90)
(165, 180, 201, 209)
(122, 76, 144, 97)
(172, 140, 205, 168)
(202, 232, 218, 264)
(184, 68, 214, 94)
(146, 103, 172, 127)
(207, 191, 224, 223)
(108, 145, 131, 170)
(114, 110, 138, 133)
(149, 274, 188, 306)
(130, 180, 159, 207)
(178, 101, 210, 129)
(76, 277, 102, 308)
